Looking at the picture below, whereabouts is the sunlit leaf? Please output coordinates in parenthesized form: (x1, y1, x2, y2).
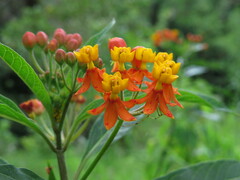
(84, 18, 116, 46)
(155, 160, 240, 180)
(0, 43, 52, 116)
(0, 159, 44, 180)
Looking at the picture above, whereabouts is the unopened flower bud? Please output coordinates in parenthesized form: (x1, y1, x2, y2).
(108, 37, 127, 50)
(55, 49, 66, 65)
(71, 94, 86, 104)
(22, 31, 37, 49)
(65, 52, 76, 66)
(66, 39, 79, 51)
(47, 39, 58, 52)
(72, 33, 82, 46)
(20, 99, 45, 118)
(36, 31, 48, 47)
(95, 58, 103, 69)
(54, 28, 66, 45)
(64, 34, 73, 44)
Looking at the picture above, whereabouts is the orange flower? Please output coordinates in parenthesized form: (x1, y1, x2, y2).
(136, 54, 183, 118)
(88, 72, 136, 130)
(128, 46, 155, 83)
(110, 46, 141, 91)
(74, 45, 105, 94)
(152, 29, 179, 47)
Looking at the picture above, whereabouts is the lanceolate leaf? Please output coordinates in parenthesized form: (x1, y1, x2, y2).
(178, 90, 224, 109)
(0, 159, 44, 180)
(155, 160, 240, 180)
(0, 104, 43, 134)
(0, 94, 22, 113)
(0, 43, 52, 116)
(84, 18, 116, 46)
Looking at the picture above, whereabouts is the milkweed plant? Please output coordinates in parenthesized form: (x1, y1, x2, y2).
(0, 20, 237, 180)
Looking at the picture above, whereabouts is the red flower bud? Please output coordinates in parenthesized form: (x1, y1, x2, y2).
(71, 94, 86, 104)
(54, 28, 66, 45)
(72, 33, 82, 46)
(47, 39, 58, 52)
(55, 49, 66, 65)
(22, 31, 37, 49)
(20, 99, 45, 116)
(66, 39, 79, 51)
(108, 37, 127, 50)
(65, 34, 73, 44)
(65, 52, 76, 66)
(36, 31, 48, 47)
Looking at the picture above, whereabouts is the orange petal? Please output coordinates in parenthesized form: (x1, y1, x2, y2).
(104, 101, 118, 130)
(77, 78, 84, 83)
(158, 93, 174, 118)
(122, 99, 136, 108)
(143, 91, 159, 114)
(76, 72, 91, 94)
(115, 100, 136, 121)
(91, 68, 104, 92)
(88, 101, 107, 115)
(135, 91, 152, 104)
(163, 84, 183, 108)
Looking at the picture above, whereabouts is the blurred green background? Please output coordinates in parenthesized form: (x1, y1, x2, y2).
(0, 0, 240, 179)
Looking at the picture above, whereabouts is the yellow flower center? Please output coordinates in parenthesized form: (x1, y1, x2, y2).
(74, 44, 99, 69)
(111, 47, 134, 71)
(152, 62, 179, 89)
(154, 52, 173, 63)
(102, 72, 129, 99)
(134, 47, 156, 70)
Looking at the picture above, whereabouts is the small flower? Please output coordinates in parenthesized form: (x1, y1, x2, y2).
(20, 99, 45, 118)
(111, 47, 134, 71)
(74, 45, 105, 94)
(53, 28, 66, 45)
(88, 72, 136, 130)
(128, 47, 156, 83)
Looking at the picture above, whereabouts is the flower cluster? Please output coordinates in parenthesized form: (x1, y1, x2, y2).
(151, 29, 180, 47)
(74, 37, 183, 129)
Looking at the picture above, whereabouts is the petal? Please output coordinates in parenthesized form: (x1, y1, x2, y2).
(88, 101, 107, 115)
(122, 99, 136, 108)
(76, 72, 91, 94)
(91, 68, 104, 92)
(104, 101, 118, 130)
(158, 93, 174, 118)
(143, 91, 159, 114)
(163, 84, 183, 108)
(115, 100, 136, 121)
(135, 91, 152, 104)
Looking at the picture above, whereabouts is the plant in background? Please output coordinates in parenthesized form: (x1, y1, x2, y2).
(0, 20, 239, 180)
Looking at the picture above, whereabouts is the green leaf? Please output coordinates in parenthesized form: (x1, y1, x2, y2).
(155, 160, 240, 180)
(0, 104, 43, 134)
(0, 159, 44, 180)
(178, 90, 225, 109)
(0, 43, 52, 116)
(84, 18, 116, 46)
(177, 90, 240, 115)
(0, 94, 22, 113)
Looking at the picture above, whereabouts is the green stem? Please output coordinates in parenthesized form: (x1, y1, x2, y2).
(79, 119, 123, 180)
(56, 149, 68, 180)
(29, 50, 45, 74)
(60, 65, 71, 92)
